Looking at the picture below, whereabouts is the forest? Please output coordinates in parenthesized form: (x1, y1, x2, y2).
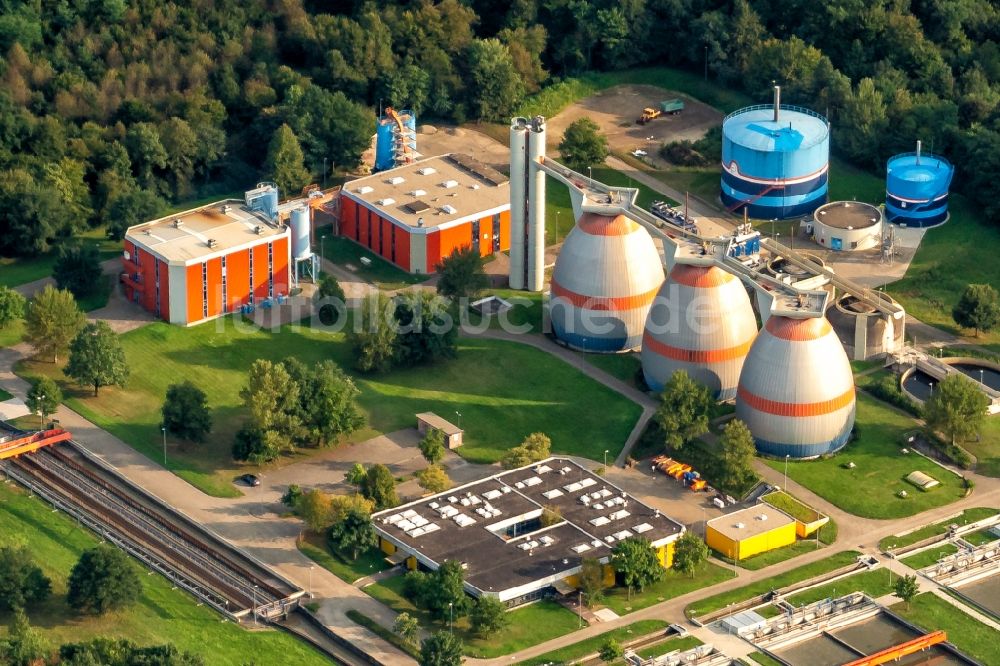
(2, 0, 1000, 257)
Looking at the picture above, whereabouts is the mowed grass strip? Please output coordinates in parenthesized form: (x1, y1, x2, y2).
(784, 569, 896, 607)
(877, 508, 998, 551)
(364, 576, 581, 658)
(297, 532, 390, 584)
(900, 545, 959, 570)
(602, 562, 735, 615)
(0, 484, 330, 665)
(518, 620, 670, 666)
(893, 593, 1000, 665)
(766, 394, 967, 519)
(685, 551, 860, 618)
(17, 319, 641, 496)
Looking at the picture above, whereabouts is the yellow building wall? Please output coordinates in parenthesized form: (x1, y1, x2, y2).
(406, 556, 418, 571)
(797, 516, 830, 538)
(707, 523, 796, 560)
(564, 564, 616, 590)
(380, 537, 396, 555)
(656, 542, 675, 569)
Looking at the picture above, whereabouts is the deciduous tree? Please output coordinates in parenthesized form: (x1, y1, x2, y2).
(672, 531, 709, 578)
(578, 557, 606, 608)
(64, 321, 129, 396)
(435, 245, 489, 302)
(394, 612, 420, 647)
(893, 574, 919, 608)
(350, 293, 398, 374)
(655, 370, 712, 451)
(67, 545, 142, 615)
(420, 631, 463, 666)
(558, 118, 609, 172)
(105, 189, 165, 241)
(952, 284, 1000, 337)
(25, 377, 60, 426)
(500, 432, 551, 469)
(417, 465, 453, 494)
(328, 506, 377, 560)
(346, 463, 367, 488)
(266, 123, 311, 197)
(469, 596, 508, 638)
(283, 358, 364, 448)
(599, 638, 623, 663)
(24, 285, 85, 362)
(0, 545, 51, 611)
(161, 381, 212, 443)
(298, 489, 333, 532)
(0, 286, 26, 329)
(611, 537, 664, 597)
(419, 428, 446, 465)
(53, 242, 102, 299)
(466, 38, 524, 121)
(0, 609, 47, 666)
(362, 464, 398, 510)
(924, 373, 989, 445)
(718, 419, 759, 494)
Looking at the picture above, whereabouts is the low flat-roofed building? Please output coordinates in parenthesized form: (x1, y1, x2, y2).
(338, 154, 511, 274)
(372, 457, 684, 606)
(123, 192, 291, 326)
(706, 504, 797, 561)
(415, 412, 463, 449)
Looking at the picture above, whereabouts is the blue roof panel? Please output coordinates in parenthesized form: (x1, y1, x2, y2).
(724, 107, 828, 152)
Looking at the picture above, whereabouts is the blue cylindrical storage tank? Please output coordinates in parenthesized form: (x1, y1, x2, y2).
(885, 151, 953, 228)
(721, 103, 830, 219)
(375, 120, 394, 172)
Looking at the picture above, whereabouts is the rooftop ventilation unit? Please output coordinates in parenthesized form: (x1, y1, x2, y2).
(417, 167, 437, 176)
(207, 239, 218, 248)
(356, 185, 374, 194)
(735, 522, 745, 529)
(253, 225, 264, 235)
(441, 180, 458, 188)
(388, 176, 405, 185)
(221, 204, 231, 213)
(409, 189, 426, 197)
(173, 219, 183, 228)
(376, 198, 395, 206)
(441, 204, 457, 214)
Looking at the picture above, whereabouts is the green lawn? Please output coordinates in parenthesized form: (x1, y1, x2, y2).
(0, 228, 121, 289)
(584, 351, 641, 385)
(647, 167, 719, 206)
(721, 538, 829, 571)
(900, 544, 959, 569)
(784, 568, 896, 607)
(766, 394, 967, 519)
(297, 533, 391, 584)
(632, 635, 702, 660)
(893, 593, 1000, 665)
(16, 319, 641, 496)
(877, 508, 998, 551)
(964, 415, 1000, 478)
(602, 562, 735, 615)
(519, 620, 670, 666)
(761, 491, 823, 524)
(76, 273, 115, 312)
(345, 609, 419, 659)
(685, 551, 860, 618)
(0, 387, 12, 402)
(364, 576, 582, 658)
(747, 651, 784, 666)
(965, 528, 999, 546)
(0, 483, 330, 665)
(0, 320, 24, 349)
(317, 232, 426, 290)
(464, 288, 545, 334)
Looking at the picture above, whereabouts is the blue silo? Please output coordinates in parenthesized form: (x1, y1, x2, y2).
(721, 87, 830, 219)
(374, 108, 417, 172)
(885, 143, 953, 228)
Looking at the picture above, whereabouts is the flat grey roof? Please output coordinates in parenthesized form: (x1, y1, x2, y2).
(373, 457, 684, 596)
(126, 200, 282, 264)
(343, 154, 509, 229)
(707, 504, 795, 541)
(815, 201, 882, 230)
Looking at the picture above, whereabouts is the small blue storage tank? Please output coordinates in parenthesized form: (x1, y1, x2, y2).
(721, 87, 829, 219)
(374, 109, 416, 172)
(885, 144, 953, 228)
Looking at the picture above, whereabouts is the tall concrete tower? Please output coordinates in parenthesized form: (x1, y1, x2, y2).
(509, 116, 546, 292)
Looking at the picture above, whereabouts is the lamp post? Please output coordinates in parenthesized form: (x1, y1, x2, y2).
(309, 565, 314, 599)
(38, 394, 45, 430)
(455, 411, 462, 430)
(588, 166, 593, 182)
(578, 590, 583, 628)
(161, 426, 167, 466)
(322, 157, 327, 189)
(929, 381, 934, 396)
(604, 449, 609, 471)
(556, 210, 561, 245)
(771, 219, 777, 240)
(448, 602, 453, 633)
(981, 369, 985, 388)
(252, 584, 259, 626)
(784, 454, 790, 490)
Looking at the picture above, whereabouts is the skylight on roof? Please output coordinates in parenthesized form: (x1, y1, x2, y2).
(542, 489, 564, 500)
(633, 523, 654, 534)
(522, 476, 542, 487)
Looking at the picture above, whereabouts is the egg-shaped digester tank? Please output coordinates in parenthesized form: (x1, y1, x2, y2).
(721, 90, 829, 220)
(550, 213, 664, 352)
(736, 316, 855, 458)
(641, 263, 758, 399)
(885, 147, 953, 228)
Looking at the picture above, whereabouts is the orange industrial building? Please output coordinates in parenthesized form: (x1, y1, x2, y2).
(122, 188, 298, 326)
(338, 154, 511, 274)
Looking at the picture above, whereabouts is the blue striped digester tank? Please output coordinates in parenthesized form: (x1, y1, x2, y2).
(721, 92, 830, 220)
(885, 147, 953, 228)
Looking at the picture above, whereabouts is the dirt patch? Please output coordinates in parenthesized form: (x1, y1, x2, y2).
(546, 84, 723, 169)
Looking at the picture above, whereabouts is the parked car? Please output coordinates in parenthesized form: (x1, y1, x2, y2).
(632, 149, 648, 157)
(240, 474, 261, 487)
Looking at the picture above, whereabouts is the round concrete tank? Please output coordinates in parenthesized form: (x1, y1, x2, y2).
(550, 212, 664, 352)
(641, 264, 758, 399)
(736, 316, 855, 458)
(812, 201, 883, 251)
(290, 206, 312, 260)
(721, 100, 829, 219)
(826, 293, 903, 359)
(764, 252, 828, 280)
(886, 150, 953, 228)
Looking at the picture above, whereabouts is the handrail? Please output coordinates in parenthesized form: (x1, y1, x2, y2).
(723, 104, 829, 124)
